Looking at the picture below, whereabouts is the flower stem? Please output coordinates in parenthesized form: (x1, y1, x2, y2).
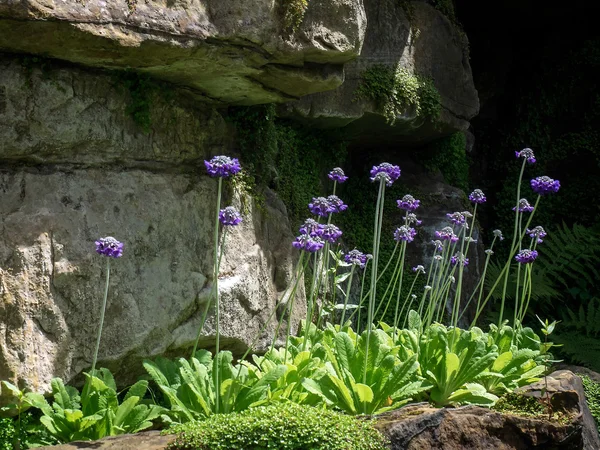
(213, 177, 223, 414)
(91, 258, 110, 376)
(340, 265, 355, 326)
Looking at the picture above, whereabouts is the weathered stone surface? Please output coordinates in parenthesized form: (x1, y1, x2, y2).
(285, 0, 479, 144)
(0, 0, 366, 104)
(38, 431, 175, 450)
(376, 370, 600, 450)
(0, 56, 305, 399)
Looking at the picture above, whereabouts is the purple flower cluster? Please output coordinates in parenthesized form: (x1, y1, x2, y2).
(515, 249, 539, 264)
(513, 198, 535, 213)
(370, 163, 401, 186)
(412, 265, 426, 274)
(321, 224, 343, 243)
(493, 229, 504, 241)
(515, 148, 536, 164)
(405, 213, 423, 226)
(468, 189, 487, 204)
(219, 206, 243, 226)
(328, 167, 348, 183)
(435, 227, 459, 243)
(95, 237, 124, 258)
(327, 195, 348, 213)
(397, 194, 420, 211)
(204, 155, 241, 178)
(394, 225, 417, 243)
(344, 249, 371, 268)
(308, 197, 334, 217)
(292, 234, 325, 253)
(450, 253, 469, 266)
(299, 219, 321, 236)
(446, 212, 468, 227)
(431, 240, 444, 252)
(527, 226, 547, 244)
(531, 176, 560, 195)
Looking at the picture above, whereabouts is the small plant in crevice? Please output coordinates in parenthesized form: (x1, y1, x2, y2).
(354, 65, 441, 125)
(281, 0, 310, 33)
(114, 71, 156, 132)
(580, 375, 600, 432)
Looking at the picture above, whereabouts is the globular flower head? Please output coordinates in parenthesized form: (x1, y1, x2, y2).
(204, 155, 241, 178)
(424, 285, 432, 291)
(493, 229, 504, 241)
(308, 197, 334, 217)
(469, 189, 487, 204)
(405, 213, 422, 226)
(431, 240, 444, 252)
(219, 206, 243, 226)
(370, 163, 401, 186)
(464, 237, 477, 244)
(434, 255, 443, 261)
(327, 195, 348, 214)
(435, 226, 459, 242)
(321, 224, 343, 243)
(531, 176, 560, 195)
(515, 148, 536, 164)
(344, 249, 370, 268)
(95, 237, 124, 258)
(412, 265, 426, 274)
(515, 249, 539, 264)
(292, 234, 325, 253)
(394, 225, 417, 243)
(397, 194, 420, 211)
(299, 218, 323, 237)
(446, 212, 469, 227)
(485, 249, 494, 255)
(450, 253, 469, 266)
(328, 167, 348, 183)
(513, 198, 535, 213)
(527, 226, 547, 244)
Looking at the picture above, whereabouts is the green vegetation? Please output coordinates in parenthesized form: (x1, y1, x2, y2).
(227, 105, 347, 226)
(418, 132, 470, 191)
(492, 392, 546, 418)
(580, 375, 600, 431)
(355, 65, 441, 124)
(166, 403, 387, 450)
(281, 0, 310, 32)
(115, 71, 156, 133)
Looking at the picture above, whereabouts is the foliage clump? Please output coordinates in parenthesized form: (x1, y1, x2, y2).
(281, 0, 309, 32)
(418, 132, 470, 191)
(166, 403, 387, 450)
(355, 65, 441, 124)
(492, 392, 546, 417)
(580, 375, 600, 431)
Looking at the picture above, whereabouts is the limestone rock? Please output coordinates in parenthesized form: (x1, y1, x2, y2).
(0, 0, 366, 104)
(37, 431, 175, 450)
(0, 56, 305, 399)
(376, 370, 600, 450)
(286, 0, 479, 144)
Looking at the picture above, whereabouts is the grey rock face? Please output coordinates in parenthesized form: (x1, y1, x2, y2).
(0, 0, 366, 104)
(0, 57, 304, 396)
(287, 0, 479, 144)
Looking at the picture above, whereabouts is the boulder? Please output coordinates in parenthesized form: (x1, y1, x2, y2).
(285, 0, 479, 144)
(37, 431, 175, 450)
(0, 56, 305, 399)
(0, 0, 366, 104)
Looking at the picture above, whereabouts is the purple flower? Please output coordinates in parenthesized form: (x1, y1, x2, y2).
(447, 212, 468, 227)
(204, 155, 241, 178)
(328, 167, 348, 183)
(394, 225, 416, 243)
(527, 226, 547, 244)
(515, 249, 539, 264)
(308, 197, 334, 217)
(321, 224, 343, 243)
(344, 249, 370, 268)
(493, 229, 504, 240)
(327, 195, 348, 213)
(397, 194, 420, 211)
(292, 234, 325, 253)
(95, 237, 124, 258)
(515, 148, 536, 164)
(431, 240, 444, 252)
(219, 206, 243, 226)
(412, 265, 426, 274)
(531, 176, 560, 195)
(435, 227, 459, 243)
(513, 198, 535, 213)
(299, 219, 323, 237)
(405, 213, 422, 226)
(450, 253, 469, 266)
(370, 163, 401, 186)
(468, 189, 487, 204)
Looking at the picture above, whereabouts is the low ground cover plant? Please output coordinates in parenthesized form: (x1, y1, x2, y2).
(0, 148, 565, 449)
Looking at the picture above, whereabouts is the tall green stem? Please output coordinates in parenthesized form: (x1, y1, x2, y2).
(213, 177, 223, 413)
(340, 266, 355, 325)
(91, 258, 111, 376)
